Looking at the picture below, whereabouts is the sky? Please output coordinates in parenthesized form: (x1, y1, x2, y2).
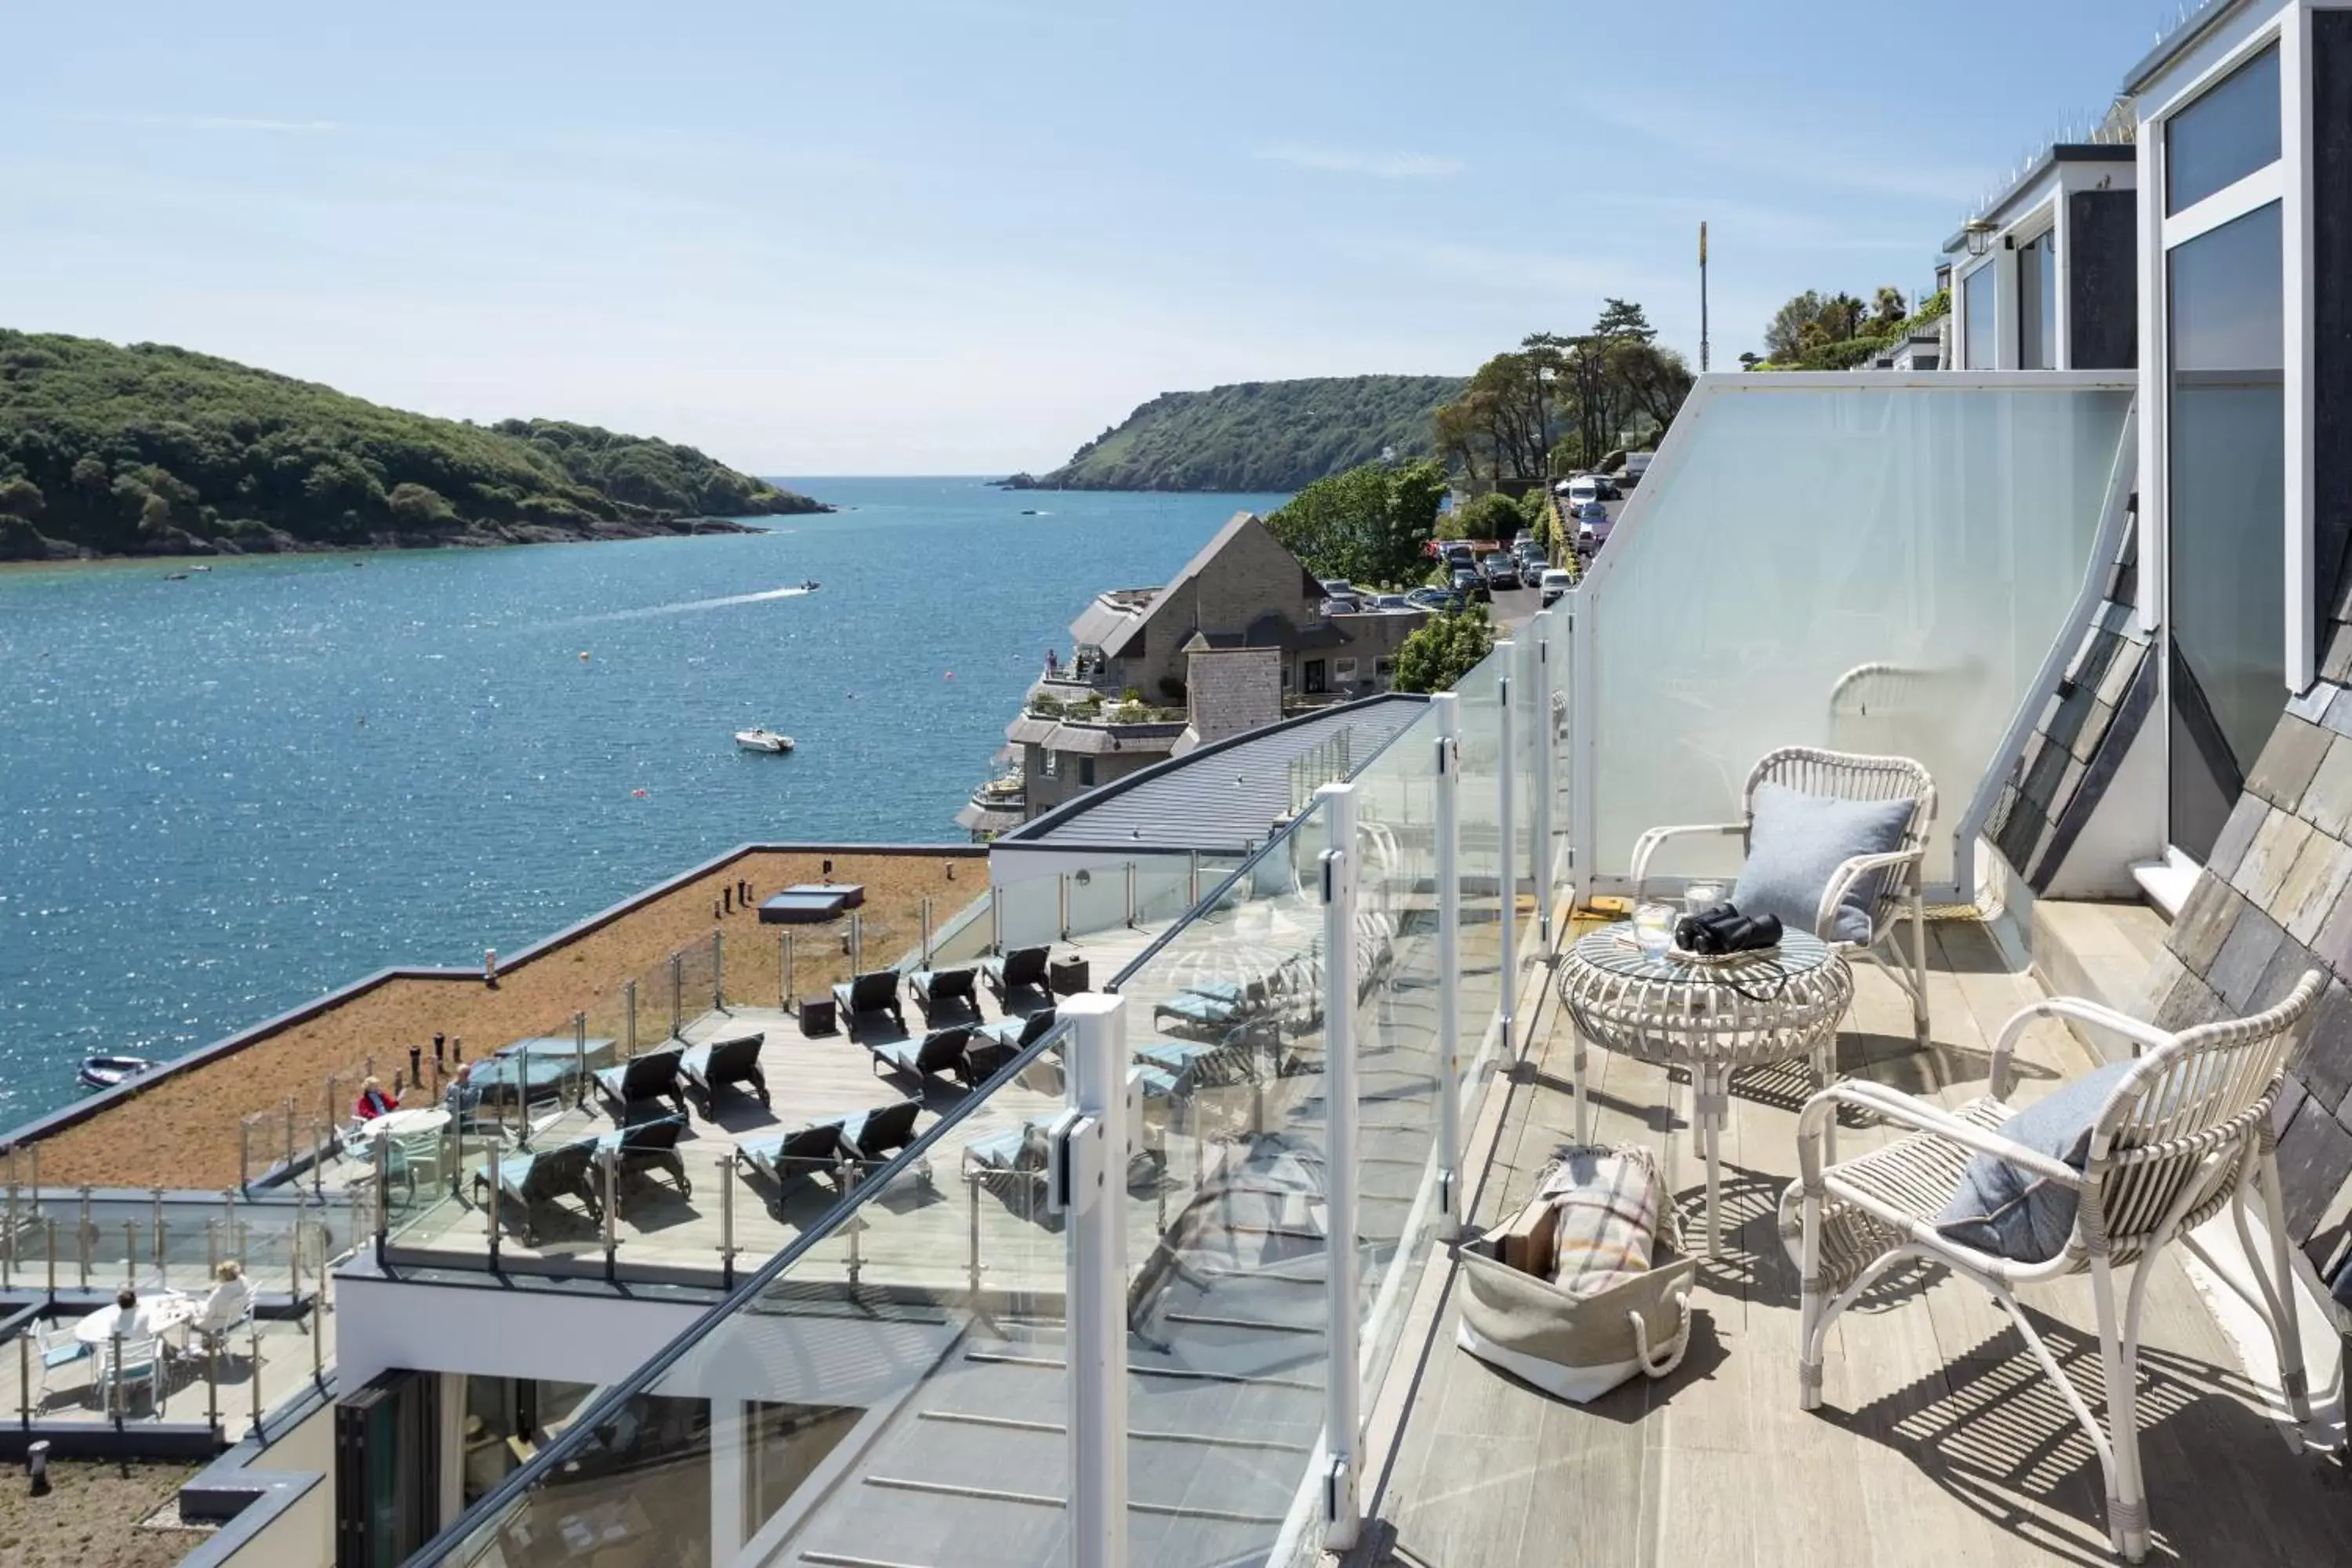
(2, 1, 2176, 474)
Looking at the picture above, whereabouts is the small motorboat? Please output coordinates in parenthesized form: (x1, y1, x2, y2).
(79, 1054, 157, 1091)
(799, 579, 820, 592)
(735, 728, 796, 753)
(163, 572, 189, 581)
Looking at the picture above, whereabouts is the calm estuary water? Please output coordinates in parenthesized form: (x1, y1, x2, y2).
(0, 477, 1285, 1124)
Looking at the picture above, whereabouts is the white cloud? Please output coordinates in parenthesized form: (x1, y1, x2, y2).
(1254, 143, 1463, 180)
(83, 113, 340, 135)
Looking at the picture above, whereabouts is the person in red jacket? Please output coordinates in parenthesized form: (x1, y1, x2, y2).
(353, 1076, 399, 1121)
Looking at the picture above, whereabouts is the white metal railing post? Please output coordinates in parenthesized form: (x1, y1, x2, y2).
(1054, 993, 1130, 1568)
(1496, 645, 1519, 1056)
(1432, 694, 1463, 1236)
(1532, 614, 1555, 953)
(1315, 779, 1363, 1548)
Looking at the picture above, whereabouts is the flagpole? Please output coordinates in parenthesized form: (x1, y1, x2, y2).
(1699, 221, 1711, 374)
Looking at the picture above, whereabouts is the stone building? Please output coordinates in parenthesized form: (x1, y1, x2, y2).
(956, 511, 1427, 835)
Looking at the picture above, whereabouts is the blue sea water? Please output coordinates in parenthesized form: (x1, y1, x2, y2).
(0, 477, 1286, 1126)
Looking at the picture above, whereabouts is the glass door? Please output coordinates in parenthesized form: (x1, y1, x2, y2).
(2160, 43, 2287, 863)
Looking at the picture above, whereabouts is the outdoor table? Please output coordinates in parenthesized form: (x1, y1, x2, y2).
(354, 1106, 450, 1141)
(1556, 925, 1852, 1258)
(74, 1293, 199, 1345)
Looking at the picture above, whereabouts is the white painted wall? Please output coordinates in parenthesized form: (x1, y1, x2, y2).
(335, 1264, 711, 1395)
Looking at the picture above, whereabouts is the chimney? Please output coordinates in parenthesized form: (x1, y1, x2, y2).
(1186, 641, 1282, 746)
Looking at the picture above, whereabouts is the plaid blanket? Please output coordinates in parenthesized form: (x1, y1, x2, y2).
(1537, 1145, 1663, 1299)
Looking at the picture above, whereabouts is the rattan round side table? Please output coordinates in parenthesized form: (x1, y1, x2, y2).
(1557, 927, 1853, 1256)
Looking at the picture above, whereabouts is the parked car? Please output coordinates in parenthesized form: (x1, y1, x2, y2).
(1565, 475, 1602, 511)
(1406, 586, 1461, 613)
(1450, 567, 1490, 603)
(1539, 568, 1573, 606)
(1521, 553, 1549, 579)
(1442, 545, 1475, 573)
(1319, 595, 1362, 616)
(1369, 593, 1415, 612)
(1575, 500, 1607, 525)
(1482, 556, 1521, 590)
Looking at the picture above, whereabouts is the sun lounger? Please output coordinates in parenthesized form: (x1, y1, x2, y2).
(592, 1047, 688, 1121)
(734, 1120, 855, 1205)
(1152, 989, 1260, 1037)
(472, 1136, 603, 1244)
(680, 1033, 769, 1109)
(865, 1025, 975, 1100)
(831, 970, 907, 1040)
(594, 1113, 692, 1202)
(979, 946, 1052, 1005)
(962, 1123, 1052, 1218)
(971, 1006, 1058, 1056)
(906, 966, 978, 1017)
(837, 1098, 922, 1170)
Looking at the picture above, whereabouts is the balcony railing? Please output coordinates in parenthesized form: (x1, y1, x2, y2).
(405, 611, 1564, 1568)
(394, 371, 2135, 1568)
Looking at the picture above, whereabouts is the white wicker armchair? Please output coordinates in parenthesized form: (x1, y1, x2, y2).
(1782, 970, 2325, 1563)
(1628, 746, 1937, 1047)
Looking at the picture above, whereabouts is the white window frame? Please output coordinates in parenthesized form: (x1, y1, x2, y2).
(2136, 6, 2308, 877)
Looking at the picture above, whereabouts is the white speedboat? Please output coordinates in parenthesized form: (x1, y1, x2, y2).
(735, 728, 795, 753)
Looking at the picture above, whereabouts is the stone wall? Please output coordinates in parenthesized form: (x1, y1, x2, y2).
(2140, 590, 2352, 1314)
(1985, 528, 2156, 895)
(1186, 644, 1282, 745)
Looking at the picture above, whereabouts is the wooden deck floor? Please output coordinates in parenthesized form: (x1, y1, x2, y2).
(1362, 916, 2352, 1566)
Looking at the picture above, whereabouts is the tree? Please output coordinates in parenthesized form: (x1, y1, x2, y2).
(387, 481, 456, 528)
(1434, 353, 1548, 488)
(1764, 292, 1828, 362)
(1871, 286, 1907, 330)
(1454, 491, 1522, 541)
(1590, 297, 1657, 343)
(1393, 605, 1497, 694)
(0, 475, 44, 518)
(1265, 457, 1446, 588)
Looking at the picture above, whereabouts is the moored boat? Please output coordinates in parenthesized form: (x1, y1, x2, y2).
(734, 728, 795, 753)
(79, 1054, 157, 1091)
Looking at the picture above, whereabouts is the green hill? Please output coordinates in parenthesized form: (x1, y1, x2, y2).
(1016, 374, 1466, 492)
(0, 329, 826, 560)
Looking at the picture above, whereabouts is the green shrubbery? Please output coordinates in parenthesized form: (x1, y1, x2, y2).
(1393, 604, 1497, 694)
(0, 329, 825, 554)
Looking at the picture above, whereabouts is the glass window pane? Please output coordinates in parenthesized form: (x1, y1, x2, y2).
(2018, 232, 2059, 369)
(2165, 44, 2281, 215)
(2166, 200, 2284, 861)
(1962, 261, 1996, 368)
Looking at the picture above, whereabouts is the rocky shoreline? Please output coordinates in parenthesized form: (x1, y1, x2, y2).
(0, 510, 819, 563)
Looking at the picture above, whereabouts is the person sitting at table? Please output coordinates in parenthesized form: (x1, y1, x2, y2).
(353, 1076, 400, 1121)
(102, 1283, 142, 1341)
(184, 1260, 253, 1351)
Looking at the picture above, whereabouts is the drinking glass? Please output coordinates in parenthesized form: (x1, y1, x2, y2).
(1683, 880, 1726, 919)
(1632, 903, 1675, 956)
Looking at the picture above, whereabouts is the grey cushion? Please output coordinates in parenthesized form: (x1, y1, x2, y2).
(1935, 1061, 2132, 1262)
(1731, 782, 1915, 943)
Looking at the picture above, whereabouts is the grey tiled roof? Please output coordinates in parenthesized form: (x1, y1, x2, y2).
(998, 694, 1427, 852)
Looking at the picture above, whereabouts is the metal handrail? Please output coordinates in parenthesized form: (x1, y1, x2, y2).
(405, 1015, 1080, 1565)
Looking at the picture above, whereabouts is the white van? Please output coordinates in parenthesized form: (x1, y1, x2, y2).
(1566, 475, 1601, 510)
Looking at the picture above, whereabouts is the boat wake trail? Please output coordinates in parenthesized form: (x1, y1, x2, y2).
(553, 586, 814, 627)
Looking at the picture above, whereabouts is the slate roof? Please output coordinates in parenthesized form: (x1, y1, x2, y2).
(996, 694, 1427, 853)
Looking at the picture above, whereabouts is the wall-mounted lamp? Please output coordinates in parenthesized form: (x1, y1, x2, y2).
(1962, 219, 1998, 258)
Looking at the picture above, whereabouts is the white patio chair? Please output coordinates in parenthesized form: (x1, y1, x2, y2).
(1783, 970, 2325, 1563)
(31, 1318, 88, 1410)
(1628, 746, 1937, 1047)
(96, 1332, 167, 1419)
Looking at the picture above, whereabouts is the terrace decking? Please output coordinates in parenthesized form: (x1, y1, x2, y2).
(1361, 916, 2352, 1566)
